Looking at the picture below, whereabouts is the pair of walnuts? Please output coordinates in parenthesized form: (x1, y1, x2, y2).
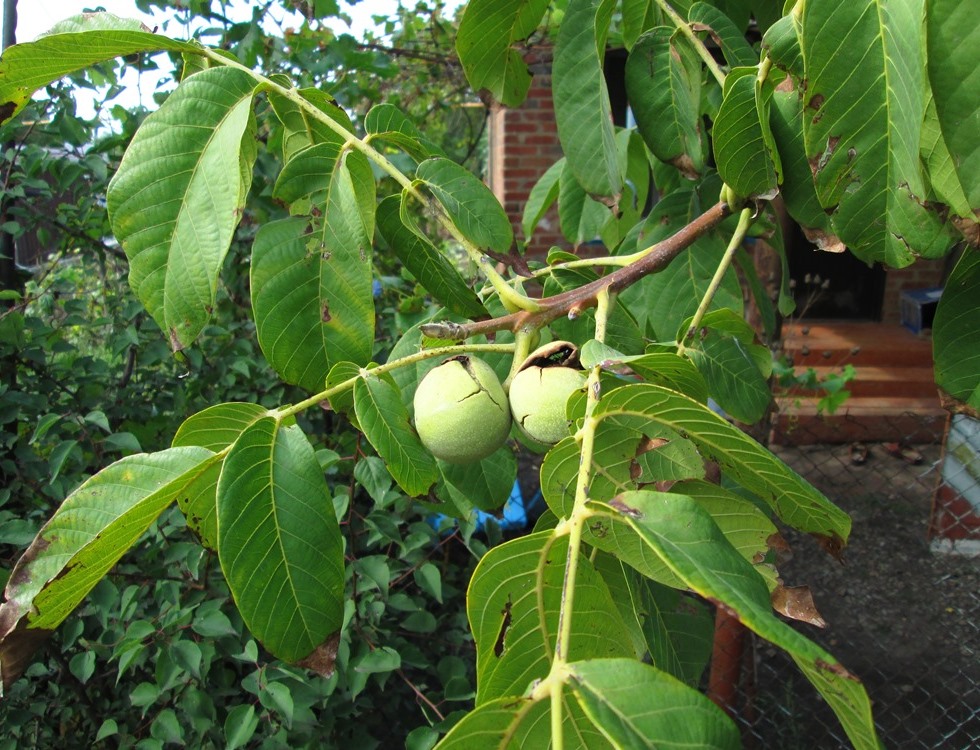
(413, 342, 586, 464)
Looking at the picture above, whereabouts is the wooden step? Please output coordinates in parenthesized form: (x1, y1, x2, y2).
(776, 365, 940, 399)
(772, 396, 947, 445)
(780, 322, 934, 367)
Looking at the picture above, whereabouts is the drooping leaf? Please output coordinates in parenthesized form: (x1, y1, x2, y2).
(925, 0, 980, 214)
(353, 373, 440, 497)
(217, 418, 345, 663)
(800, 0, 951, 265)
(569, 658, 740, 749)
(376, 196, 487, 318)
(553, 0, 621, 199)
(606, 491, 881, 750)
(579, 345, 710, 403)
(0, 447, 214, 690)
(762, 12, 803, 81)
(106, 67, 258, 350)
(933, 250, 980, 412)
(468, 531, 634, 704)
(769, 89, 844, 253)
(920, 90, 974, 223)
(593, 384, 851, 542)
(714, 66, 779, 198)
(415, 157, 514, 252)
(455, 0, 551, 106)
(0, 12, 198, 125)
(625, 27, 704, 178)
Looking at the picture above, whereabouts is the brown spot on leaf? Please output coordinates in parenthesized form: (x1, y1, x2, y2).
(939, 389, 980, 420)
(0, 101, 16, 125)
(815, 658, 860, 681)
(772, 584, 827, 627)
(169, 327, 183, 352)
(609, 497, 643, 519)
(808, 93, 824, 111)
(670, 153, 700, 180)
(321, 302, 332, 323)
(801, 226, 846, 253)
(296, 631, 341, 678)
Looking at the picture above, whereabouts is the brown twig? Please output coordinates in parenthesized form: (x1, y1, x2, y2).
(422, 200, 733, 340)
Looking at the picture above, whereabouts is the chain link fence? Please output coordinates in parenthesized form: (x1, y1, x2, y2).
(709, 411, 980, 748)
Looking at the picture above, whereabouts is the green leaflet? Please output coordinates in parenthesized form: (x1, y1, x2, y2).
(107, 67, 258, 350)
(553, 0, 621, 199)
(606, 491, 881, 750)
(569, 658, 740, 749)
(926, 0, 980, 213)
(416, 157, 514, 252)
(800, 0, 951, 265)
(0, 447, 215, 690)
(376, 196, 487, 318)
(252, 146, 377, 388)
(522, 159, 564, 243)
(933, 250, 980, 411)
(688, 2, 758, 68)
(0, 13, 199, 125)
(455, 0, 551, 107)
(217, 418, 345, 663)
(467, 531, 634, 704)
(440, 448, 517, 512)
(713, 66, 779, 198)
(353, 374, 440, 497)
(625, 27, 704, 178)
(267, 88, 354, 163)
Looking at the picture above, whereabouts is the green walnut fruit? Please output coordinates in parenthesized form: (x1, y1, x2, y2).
(413, 355, 511, 464)
(509, 342, 586, 445)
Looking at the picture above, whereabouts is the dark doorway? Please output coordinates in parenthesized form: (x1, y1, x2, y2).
(786, 224, 886, 320)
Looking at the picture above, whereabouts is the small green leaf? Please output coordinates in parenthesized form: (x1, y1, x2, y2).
(416, 157, 514, 252)
(414, 562, 443, 604)
(439, 447, 517, 512)
(353, 374, 440, 497)
(522, 159, 564, 243)
(354, 646, 401, 674)
(224, 704, 259, 750)
(69, 650, 96, 683)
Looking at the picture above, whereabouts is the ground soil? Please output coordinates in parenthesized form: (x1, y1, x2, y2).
(748, 442, 980, 749)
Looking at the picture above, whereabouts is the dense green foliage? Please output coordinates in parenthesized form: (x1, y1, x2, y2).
(0, 0, 976, 748)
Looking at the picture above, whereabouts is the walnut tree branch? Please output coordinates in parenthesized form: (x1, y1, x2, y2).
(422, 200, 733, 340)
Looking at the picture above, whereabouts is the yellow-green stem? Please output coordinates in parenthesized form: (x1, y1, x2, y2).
(654, 0, 727, 87)
(200, 48, 536, 312)
(278, 342, 516, 420)
(677, 206, 754, 354)
(548, 289, 612, 750)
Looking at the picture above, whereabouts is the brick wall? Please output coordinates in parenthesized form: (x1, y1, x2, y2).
(487, 51, 567, 256)
(881, 259, 947, 325)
